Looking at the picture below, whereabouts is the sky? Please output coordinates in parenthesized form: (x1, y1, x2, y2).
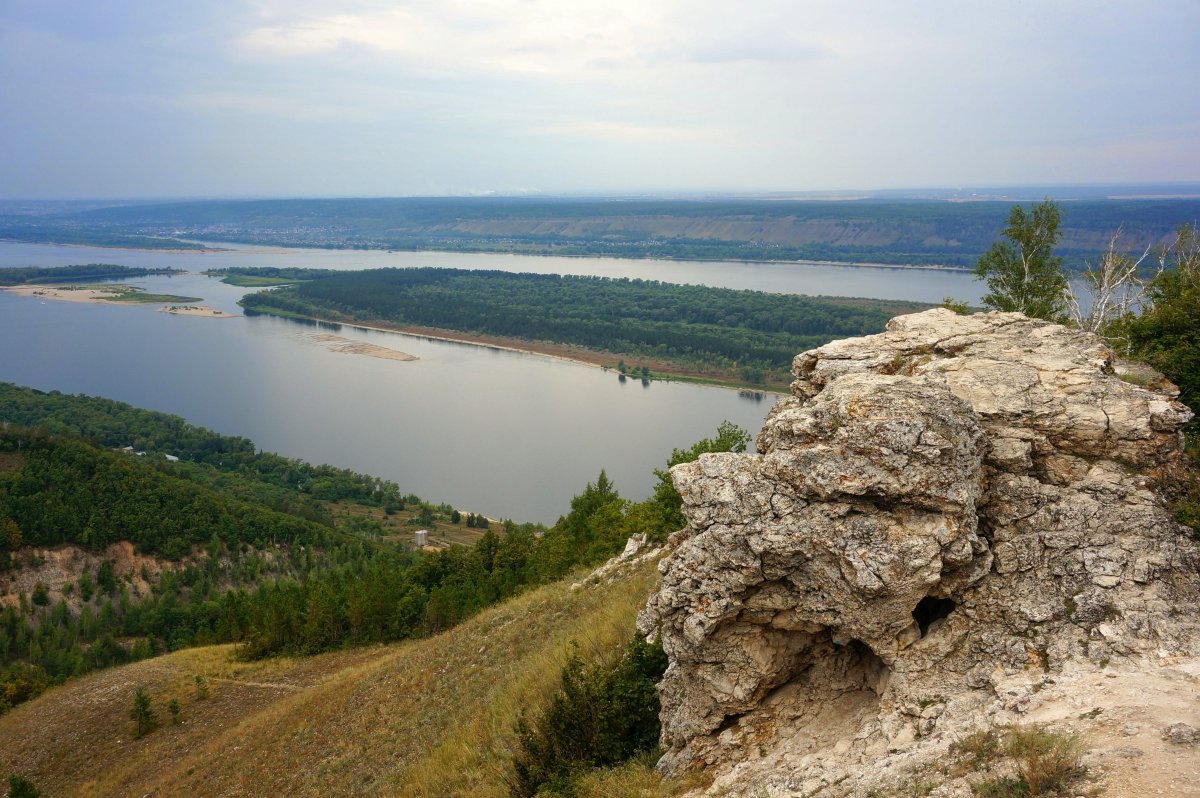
(1, 0, 1198, 198)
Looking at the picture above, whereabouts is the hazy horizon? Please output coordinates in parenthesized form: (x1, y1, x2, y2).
(3, 1, 1198, 199)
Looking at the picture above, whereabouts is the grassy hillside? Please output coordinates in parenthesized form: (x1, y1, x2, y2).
(0, 558, 685, 798)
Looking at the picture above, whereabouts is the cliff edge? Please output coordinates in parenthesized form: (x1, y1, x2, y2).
(639, 309, 1200, 796)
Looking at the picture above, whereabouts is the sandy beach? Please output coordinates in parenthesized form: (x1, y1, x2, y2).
(4, 284, 130, 304)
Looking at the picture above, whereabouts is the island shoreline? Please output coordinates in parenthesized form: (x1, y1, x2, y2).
(249, 307, 790, 394)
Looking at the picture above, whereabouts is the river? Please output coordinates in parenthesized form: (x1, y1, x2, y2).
(0, 241, 983, 523)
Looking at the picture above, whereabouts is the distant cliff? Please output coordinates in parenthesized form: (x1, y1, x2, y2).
(640, 309, 1200, 796)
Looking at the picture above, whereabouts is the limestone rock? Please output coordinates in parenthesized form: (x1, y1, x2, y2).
(1162, 722, 1199, 745)
(637, 309, 1200, 791)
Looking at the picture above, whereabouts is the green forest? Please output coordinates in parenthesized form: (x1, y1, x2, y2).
(0, 384, 745, 717)
(204, 267, 339, 286)
(0, 264, 182, 286)
(239, 268, 927, 385)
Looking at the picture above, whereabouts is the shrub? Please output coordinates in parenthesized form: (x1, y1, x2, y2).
(7, 774, 39, 798)
(963, 724, 1087, 797)
(1005, 725, 1085, 795)
(508, 636, 668, 797)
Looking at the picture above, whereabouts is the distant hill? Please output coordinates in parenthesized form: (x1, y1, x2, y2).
(4, 195, 1199, 267)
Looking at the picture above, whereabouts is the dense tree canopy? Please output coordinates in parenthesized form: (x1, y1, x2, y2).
(241, 268, 925, 383)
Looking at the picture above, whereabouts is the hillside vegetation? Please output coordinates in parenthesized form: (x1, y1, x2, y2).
(0, 385, 526, 714)
(0, 383, 747, 731)
(0, 558, 685, 798)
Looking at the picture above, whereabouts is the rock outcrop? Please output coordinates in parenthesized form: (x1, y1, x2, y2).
(638, 309, 1200, 795)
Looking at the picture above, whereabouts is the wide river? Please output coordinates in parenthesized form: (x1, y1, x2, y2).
(0, 241, 982, 523)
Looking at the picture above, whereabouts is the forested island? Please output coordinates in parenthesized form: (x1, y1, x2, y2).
(0, 264, 182, 286)
(203, 266, 338, 286)
(238, 267, 929, 387)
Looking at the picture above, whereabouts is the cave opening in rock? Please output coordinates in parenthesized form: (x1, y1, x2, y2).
(847, 639, 890, 695)
(912, 595, 956, 636)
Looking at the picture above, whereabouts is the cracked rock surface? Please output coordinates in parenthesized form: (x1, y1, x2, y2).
(637, 309, 1200, 792)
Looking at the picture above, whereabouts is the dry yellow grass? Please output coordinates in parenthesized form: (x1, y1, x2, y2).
(0, 559, 670, 798)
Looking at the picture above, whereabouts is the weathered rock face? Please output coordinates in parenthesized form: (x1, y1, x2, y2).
(638, 309, 1200, 786)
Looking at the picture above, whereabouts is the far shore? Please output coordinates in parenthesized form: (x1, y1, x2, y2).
(0, 238, 972, 272)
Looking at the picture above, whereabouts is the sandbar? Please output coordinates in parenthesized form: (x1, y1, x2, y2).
(306, 333, 417, 362)
(5, 284, 128, 304)
(160, 305, 237, 318)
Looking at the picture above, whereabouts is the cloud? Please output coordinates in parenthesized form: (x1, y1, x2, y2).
(533, 120, 726, 143)
(233, 0, 845, 81)
(2, 0, 1199, 196)
(235, 1, 666, 78)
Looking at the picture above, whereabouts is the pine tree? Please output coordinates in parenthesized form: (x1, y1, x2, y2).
(130, 687, 157, 738)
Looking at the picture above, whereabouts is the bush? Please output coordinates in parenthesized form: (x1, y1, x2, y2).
(961, 724, 1087, 797)
(7, 774, 39, 798)
(509, 636, 668, 797)
(1006, 725, 1085, 795)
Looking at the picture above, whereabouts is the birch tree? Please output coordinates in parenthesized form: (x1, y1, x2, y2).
(975, 200, 1068, 322)
(1066, 228, 1152, 335)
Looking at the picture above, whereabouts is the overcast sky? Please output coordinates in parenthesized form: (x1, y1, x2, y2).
(2, 0, 1197, 198)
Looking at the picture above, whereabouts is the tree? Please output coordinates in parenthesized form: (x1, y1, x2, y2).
(97, 560, 117, 595)
(1066, 228, 1152, 335)
(1111, 223, 1200, 413)
(975, 200, 1068, 321)
(0, 519, 20, 551)
(650, 421, 752, 536)
(130, 687, 157, 738)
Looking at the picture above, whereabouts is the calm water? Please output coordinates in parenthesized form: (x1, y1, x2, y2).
(0, 242, 982, 522)
(0, 241, 982, 303)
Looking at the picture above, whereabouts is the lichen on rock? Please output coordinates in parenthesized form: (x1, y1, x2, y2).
(638, 309, 1200, 790)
